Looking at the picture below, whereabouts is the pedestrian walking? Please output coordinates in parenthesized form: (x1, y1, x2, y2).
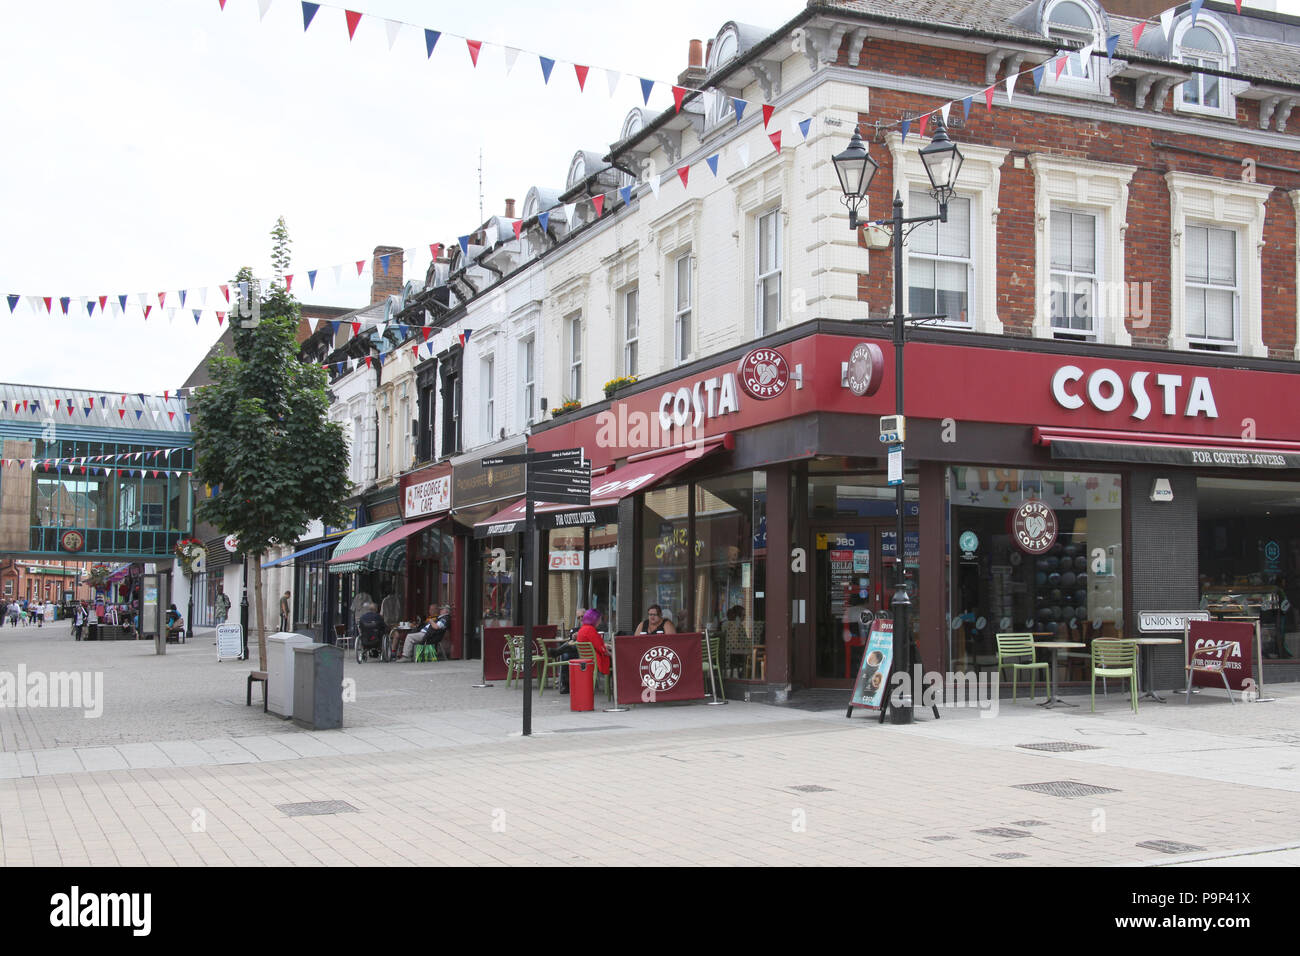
(214, 584, 232, 624)
(279, 590, 291, 632)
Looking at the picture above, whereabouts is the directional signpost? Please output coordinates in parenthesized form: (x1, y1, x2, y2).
(482, 448, 590, 736)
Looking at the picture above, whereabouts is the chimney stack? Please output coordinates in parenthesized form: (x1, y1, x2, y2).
(677, 39, 707, 88)
(505, 198, 516, 218)
(370, 244, 404, 305)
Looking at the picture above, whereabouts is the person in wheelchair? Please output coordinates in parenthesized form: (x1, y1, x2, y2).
(355, 603, 388, 661)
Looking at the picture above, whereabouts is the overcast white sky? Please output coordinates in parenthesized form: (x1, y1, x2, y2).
(1, 0, 1295, 396)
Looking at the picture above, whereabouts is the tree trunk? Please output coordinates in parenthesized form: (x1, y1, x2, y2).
(254, 552, 268, 671)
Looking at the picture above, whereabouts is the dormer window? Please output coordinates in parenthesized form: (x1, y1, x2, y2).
(1039, 0, 1108, 97)
(1175, 19, 1234, 117)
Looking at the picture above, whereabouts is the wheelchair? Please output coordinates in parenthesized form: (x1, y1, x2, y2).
(355, 619, 391, 663)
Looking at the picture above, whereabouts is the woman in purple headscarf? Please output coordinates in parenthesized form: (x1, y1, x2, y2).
(556, 608, 611, 693)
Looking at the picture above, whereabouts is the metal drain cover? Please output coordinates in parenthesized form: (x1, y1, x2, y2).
(789, 784, 834, 793)
(1013, 780, 1121, 798)
(277, 801, 359, 817)
(1017, 742, 1103, 753)
(974, 827, 1033, 839)
(993, 852, 1029, 859)
(1138, 840, 1207, 855)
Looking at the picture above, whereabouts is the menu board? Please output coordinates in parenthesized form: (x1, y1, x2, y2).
(849, 619, 894, 710)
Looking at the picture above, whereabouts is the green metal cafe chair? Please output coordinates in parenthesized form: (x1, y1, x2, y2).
(995, 633, 1050, 703)
(1090, 639, 1138, 714)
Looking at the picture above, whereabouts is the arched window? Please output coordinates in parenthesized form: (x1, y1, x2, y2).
(1176, 19, 1233, 116)
(1040, 0, 1107, 95)
(706, 27, 740, 127)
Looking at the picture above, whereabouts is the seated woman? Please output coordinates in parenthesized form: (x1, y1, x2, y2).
(633, 604, 677, 635)
(165, 604, 184, 641)
(552, 609, 611, 693)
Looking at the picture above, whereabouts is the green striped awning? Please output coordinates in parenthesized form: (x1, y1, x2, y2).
(326, 519, 401, 573)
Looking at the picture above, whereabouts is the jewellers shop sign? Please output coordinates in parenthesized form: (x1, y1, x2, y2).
(404, 475, 451, 518)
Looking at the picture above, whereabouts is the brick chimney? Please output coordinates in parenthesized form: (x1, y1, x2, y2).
(504, 198, 516, 218)
(677, 39, 706, 88)
(370, 245, 404, 305)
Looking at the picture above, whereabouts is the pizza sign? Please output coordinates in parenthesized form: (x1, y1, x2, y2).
(1010, 500, 1058, 554)
(736, 348, 790, 400)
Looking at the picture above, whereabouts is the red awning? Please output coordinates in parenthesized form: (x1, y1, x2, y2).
(326, 516, 438, 566)
(474, 440, 728, 536)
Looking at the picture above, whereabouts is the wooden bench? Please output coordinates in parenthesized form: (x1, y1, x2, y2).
(247, 671, 268, 711)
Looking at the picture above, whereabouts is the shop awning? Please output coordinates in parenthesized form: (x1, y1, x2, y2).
(260, 540, 336, 569)
(324, 519, 400, 573)
(327, 517, 438, 572)
(1033, 427, 1300, 469)
(474, 440, 728, 537)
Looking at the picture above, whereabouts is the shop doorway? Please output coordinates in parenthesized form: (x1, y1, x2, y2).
(810, 521, 918, 687)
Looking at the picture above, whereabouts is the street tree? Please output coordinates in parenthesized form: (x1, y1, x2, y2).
(190, 219, 351, 669)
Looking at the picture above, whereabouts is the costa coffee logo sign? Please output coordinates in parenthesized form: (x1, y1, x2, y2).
(639, 645, 683, 693)
(1011, 500, 1059, 555)
(60, 530, 84, 553)
(1051, 365, 1218, 420)
(736, 348, 790, 400)
(658, 372, 740, 431)
(846, 343, 885, 397)
(405, 475, 451, 517)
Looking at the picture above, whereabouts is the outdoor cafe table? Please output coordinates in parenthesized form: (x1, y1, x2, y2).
(482, 625, 558, 681)
(1136, 636, 1184, 702)
(1033, 641, 1084, 707)
(613, 632, 706, 706)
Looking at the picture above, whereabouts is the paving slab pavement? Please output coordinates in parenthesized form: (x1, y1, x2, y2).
(3, 620, 1300, 866)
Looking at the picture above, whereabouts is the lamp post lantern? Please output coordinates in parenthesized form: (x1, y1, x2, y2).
(835, 115, 963, 723)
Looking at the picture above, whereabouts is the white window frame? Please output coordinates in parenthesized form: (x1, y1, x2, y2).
(1029, 153, 1136, 346)
(520, 337, 536, 427)
(1040, 0, 1110, 99)
(1172, 14, 1236, 120)
(1166, 171, 1271, 358)
(889, 134, 1009, 335)
(674, 252, 693, 364)
(481, 355, 495, 442)
(906, 189, 973, 329)
(755, 208, 782, 337)
(1048, 208, 1100, 340)
(566, 313, 582, 401)
(621, 287, 639, 377)
(1182, 224, 1239, 351)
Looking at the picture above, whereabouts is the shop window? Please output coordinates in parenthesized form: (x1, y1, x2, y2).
(1197, 477, 1300, 662)
(545, 526, 586, 632)
(480, 535, 516, 627)
(947, 467, 1123, 680)
(694, 472, 765, 679)
(642, 485, 691, 634)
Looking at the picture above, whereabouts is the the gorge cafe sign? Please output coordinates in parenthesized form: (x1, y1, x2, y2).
(404, 475, 451, 518)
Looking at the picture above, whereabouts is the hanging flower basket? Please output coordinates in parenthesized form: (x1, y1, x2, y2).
(173, 537, 206, 577)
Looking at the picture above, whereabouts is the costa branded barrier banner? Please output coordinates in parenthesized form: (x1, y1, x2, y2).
(482, 625, 558, 682)
(1187, 620, 1255, 692)
(614, 632, 706, 705)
